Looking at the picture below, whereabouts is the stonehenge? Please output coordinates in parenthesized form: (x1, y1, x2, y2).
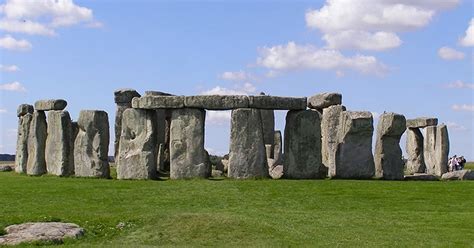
(374, 113, 406, 180)
(12, 90, 452, 181)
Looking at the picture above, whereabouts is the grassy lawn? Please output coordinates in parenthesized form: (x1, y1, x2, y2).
(0, 169, 473, 247)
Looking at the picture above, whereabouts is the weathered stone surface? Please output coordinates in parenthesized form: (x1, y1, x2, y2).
(170, 108, 210, 179)
(15, 113, 32, 173)
(0, 222, 84, 246)
(284, 110, 324, 179)
(248, 95, 307, 110)
(144, 91, 173, 96)
(17, 104, 33, 117)
(184, 95, 249, 110)
(405, 128, 425, 174)
(157, 143, 165, 172)
(424, 125, 449, 176)
(132, 96, 185, 109)
(273, 130, 282, 164)
(114, 88, 141, 104)
(45, 111, 74, 176)
(26, 111, 47, 176)
(228, 108, 269, 179)
(34, 99, 67, 111)
(307, 93, 342, 110)
(406, 117, 438, 128)
(0, 165, 13, 172)
(260, 109, 275, 147)
(221, 158, 229, 173)
(374, 113, 406, 180)
(265, 144, 272, 160)
(404, 173, 439, 181)
(212, 169, 224, 177)
(117, 109, 158, 180)
(322, 105, 345, 176)
(333, 111, 375, 179)
(114, 89, 141, 159)
(74, 110, 110, 178)
(441, 170, 474, 180)
(269, 165, 283, 179)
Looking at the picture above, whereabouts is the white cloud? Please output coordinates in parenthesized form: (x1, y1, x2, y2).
(0, 19, 55, 36)
(0, 35, 32, 51)
(0, 81, 26, 92)
(306, 0, 459, 51)
(256, 42, 387, 75)
(0, 0, 100, 36)
(219, 71, 252, 81)
(460, 18, 474, 47)
(200, 82, 256, 95)
(446, 122, 467, 131)
(323, 30, 402, 51)
(452, 104, 474, 112)
(438, 46, 465, 60)
(0, 108, 7, 113)
(0, 64, 20, 72)
(446, 80, 474, 89)
(206, 111, 231, 126)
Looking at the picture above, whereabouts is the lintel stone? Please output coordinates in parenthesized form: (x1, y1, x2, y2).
(34, 99, 67, 111)
(248, 95, 307, 110)
(184, 95, 249, 110)
(406, 117, 438, 128)
(132, 96, 185, 109)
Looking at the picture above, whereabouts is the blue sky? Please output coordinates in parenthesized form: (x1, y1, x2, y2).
(0, 0, 473, 159)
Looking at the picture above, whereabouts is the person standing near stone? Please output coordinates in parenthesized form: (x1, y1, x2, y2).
(15, 104, 34, 173)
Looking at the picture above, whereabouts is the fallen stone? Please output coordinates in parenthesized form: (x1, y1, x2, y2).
(248, 95, 307, 110)
(333, 111, 375, 179)
(441, 170, 474, 180)
(114, 89, 141, 159)
(406, 117, 438, 128)
(405, 128, 426, 174)
(322, 105, 345, 176)
(117, 109, 158, 180)
(212, 169, 224, 177)
(34, 99, 67, 111)
(269, 165, 283, 179)
(284, 110, 324, 179)
(15, 113, 32, 173)
(45, 111, 74, 176)
(0, 165, 13, 172)
(17, 104, 33, 117)
(132, 96, 185, 109)
(170, 108, 210, 179)
(404, 173, 439, 181)
(74, 110, 110, 178)
(228, 108, 269, 179)
(26, 111, 47, 176)
(374, 112, 406, 180)
(114, 88, 141, 104)
(307, 92, 342, 110)
(0, 222, 84, 246)
(184, 95, 249, 110)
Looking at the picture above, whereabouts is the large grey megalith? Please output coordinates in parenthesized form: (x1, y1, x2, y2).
(74, 110, 110, 178)
(114, 89, 141, 159)
(45, 110, 74, 176)
(15, 104, 34, 173)
(26, 111, 47, 176)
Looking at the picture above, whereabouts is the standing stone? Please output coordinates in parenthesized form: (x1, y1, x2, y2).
(74, 110, 110, 178)
(114, 89, 141, 160)
(284, 110, 324, 179)
(45, 111, 74, 176)
(157, 143, 165, 172)
(15, 107, 33, 173)
(405, 128, 425, 174)
(435, 125, 449, 176)
(322, 105, 345, 176)
(424, 126, 437, 175)
(273, 130, 282, 164)
(374, 113, 406, 180)
(26, 111, 47, 175)
(170, 108, 210, 179)
(117, 109, 158, 180)
(334, 111, 375, 179)
(228, 108, 268, 179)
(260, 109, 275, 148)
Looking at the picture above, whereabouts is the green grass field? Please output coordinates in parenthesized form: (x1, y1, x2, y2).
(0, 167, 473, 247)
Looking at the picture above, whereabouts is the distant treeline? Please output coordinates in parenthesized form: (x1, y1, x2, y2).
(0, 154, 15, 161)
